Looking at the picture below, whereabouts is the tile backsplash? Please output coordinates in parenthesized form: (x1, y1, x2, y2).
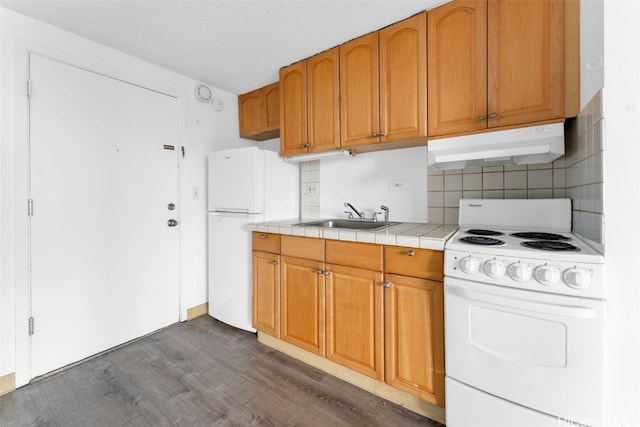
(565, 90, 604, 246)
(427, 162, 567, 225)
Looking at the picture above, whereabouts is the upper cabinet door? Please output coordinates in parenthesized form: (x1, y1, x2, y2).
(340, 32, 380, 148)
(428, 1, 487, 137)
(280, 60, 308, 156)
(238, 89, 265, 138)
(307, 48, 341, 153)
(379, 12, 428, 143)
(263, 82, 280, 132)
(487, 0, 564, 127)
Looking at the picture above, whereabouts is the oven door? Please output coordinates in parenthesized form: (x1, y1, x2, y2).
(445, 277, 605, 424)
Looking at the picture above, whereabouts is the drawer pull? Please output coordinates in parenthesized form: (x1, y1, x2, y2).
(258, 234, 267, 239)
(406, 250, 416, 256)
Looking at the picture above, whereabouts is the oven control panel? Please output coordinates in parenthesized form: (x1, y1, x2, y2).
(444, 250, 604, 299)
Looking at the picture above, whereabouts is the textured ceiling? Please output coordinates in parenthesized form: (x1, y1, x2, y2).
(1, 0, 448, 95)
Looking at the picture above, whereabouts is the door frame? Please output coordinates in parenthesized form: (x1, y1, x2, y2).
(10, 38, 187, 386)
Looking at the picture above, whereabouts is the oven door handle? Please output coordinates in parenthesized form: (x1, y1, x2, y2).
(447, 283, 598, 319)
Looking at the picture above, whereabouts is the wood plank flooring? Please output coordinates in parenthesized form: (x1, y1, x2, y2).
(0, 316, 444, 426)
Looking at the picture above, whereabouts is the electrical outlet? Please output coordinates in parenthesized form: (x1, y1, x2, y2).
(388, 178, 407, 191)
(306, 183, 319, 196)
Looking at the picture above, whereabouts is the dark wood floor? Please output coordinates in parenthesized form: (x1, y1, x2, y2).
(0, 316, 444, 426)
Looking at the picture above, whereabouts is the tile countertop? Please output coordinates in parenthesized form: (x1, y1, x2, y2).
(250, 220, 459, 251)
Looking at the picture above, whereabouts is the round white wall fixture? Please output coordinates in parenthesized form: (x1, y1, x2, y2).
(194, 84, 212, 102)
(211, 97, 224, 111)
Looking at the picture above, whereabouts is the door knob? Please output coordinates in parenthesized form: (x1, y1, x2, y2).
(167, 219, 178, 227)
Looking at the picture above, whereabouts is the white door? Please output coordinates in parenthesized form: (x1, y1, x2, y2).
(28, 54, 180, 378)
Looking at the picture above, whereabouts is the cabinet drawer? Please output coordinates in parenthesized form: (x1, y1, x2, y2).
(326, 240, 383, 271)
(384, 246, 444, 281)
(281, 235, 325, 262)
(252, 232, 281, 254)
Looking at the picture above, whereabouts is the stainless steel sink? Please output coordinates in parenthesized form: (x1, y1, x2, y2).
(295, 219, 400, 230)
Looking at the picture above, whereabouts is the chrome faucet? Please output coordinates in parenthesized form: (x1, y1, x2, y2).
(344, 202, 365, 219)
(380, 205, 390, 224)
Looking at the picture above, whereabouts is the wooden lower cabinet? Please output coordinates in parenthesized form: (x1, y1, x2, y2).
(280, 256, 326, 357)
(252, 251, 280, 337)
(384, 273, 445, 407)
(326, 264, 384, 380)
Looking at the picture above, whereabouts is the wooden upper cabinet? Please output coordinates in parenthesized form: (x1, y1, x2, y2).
(427, 0, 565, 137)
(279, 61, 307, 155)
(341, 13, 427, 148)
(340, 32, 380, 148)
(238, 82, 280, 141)
(487, 0, 564, 127)
(280, 48, 340, 156)
(379, 12, 427, 144)
(307, 48, 341, 153)
(428, 0, 487, 136)
(264, 84, 280, 131)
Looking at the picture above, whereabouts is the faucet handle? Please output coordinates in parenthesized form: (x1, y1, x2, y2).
(373, 212, 382, 222)
(344, 211, 354, 219)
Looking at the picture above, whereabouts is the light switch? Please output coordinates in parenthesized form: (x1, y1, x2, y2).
(192, 186, 200, 199)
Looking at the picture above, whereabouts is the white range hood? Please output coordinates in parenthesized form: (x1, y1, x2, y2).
(427, 122, 565, 170)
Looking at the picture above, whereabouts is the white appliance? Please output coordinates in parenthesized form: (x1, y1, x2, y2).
(207, 146, 298, 332)
(427, 122, 564, 170)
(444, 199, 605, 427)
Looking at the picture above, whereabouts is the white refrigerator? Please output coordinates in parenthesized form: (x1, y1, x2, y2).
(207, 146, 299, 332)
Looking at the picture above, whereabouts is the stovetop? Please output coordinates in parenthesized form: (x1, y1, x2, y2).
(446, 227, 603, 264)
(444, 199, 605, 299)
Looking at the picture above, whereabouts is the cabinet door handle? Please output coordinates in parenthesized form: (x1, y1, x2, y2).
(371, 132, 379, 137)
(378, 131, 386, 136)
(489, 112, 497, 119)
(406, 250, 415, 256)
(272, 260, 279, 265)
(383, 281, 392, 288)
(258, 234, 267, 239)
(322, 270, 330, 276)
(316, 269, 324, 275)
(476, 115, 485, 122)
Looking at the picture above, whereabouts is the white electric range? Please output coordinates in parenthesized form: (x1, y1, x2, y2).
(444, 199, 605, 427)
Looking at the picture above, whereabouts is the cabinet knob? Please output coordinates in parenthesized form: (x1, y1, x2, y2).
(489, 112, 497, 119)
(378, 131, 386, 136)
(383, 281, 392, 288)
(371, 132, 379, 137)
(258, 234, 267, 239)
(316, 269, 324, 275)
(406, 250, 415, 256)
(272, 260, 279, 266)
(476, 115, 485, 122)
(322, 270, 330, 276)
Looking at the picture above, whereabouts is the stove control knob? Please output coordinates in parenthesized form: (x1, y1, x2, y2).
(484, 259, 506, 278)
(508, 262, 532, 282)
(563, 268, 592, 289)
(534, 265, 561, 286)
(459, 256, 482, 275)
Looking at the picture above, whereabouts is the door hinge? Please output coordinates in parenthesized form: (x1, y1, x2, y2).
(28, 317, 34, 336)
(28, 198, 34, 216)
(27, 80, 33, 99)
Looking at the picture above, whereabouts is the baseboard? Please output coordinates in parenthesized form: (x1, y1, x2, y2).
(0, 372, 16, 396)
(258, 333, 446, 425)
(187, 302, 209, 320)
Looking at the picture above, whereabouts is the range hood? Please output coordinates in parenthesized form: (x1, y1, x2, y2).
(427, 122, 565, 170)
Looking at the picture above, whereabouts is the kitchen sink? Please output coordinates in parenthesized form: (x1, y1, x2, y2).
(295, 219, 400, 230)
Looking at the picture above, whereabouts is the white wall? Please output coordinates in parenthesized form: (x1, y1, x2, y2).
(601, 1, 640, 424)
(0, 7, 250, 386)
(580, 0, 605, 110)
(318, 147, 427, 222)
